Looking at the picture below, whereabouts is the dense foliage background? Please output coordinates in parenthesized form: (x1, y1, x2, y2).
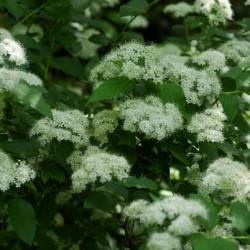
(0, 0, 250, 249)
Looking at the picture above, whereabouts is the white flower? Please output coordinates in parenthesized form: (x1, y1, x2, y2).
(0, 38, 27, 66)
(140, 194, 207, 226)
(200, 157, 250, 203)
(180, 68, 221, 105)
(67, 147, 131, 192)
(0, 68, 42, 92)
(0, 150, 36, 191)
(246, 0, 250, 5)
(168, 215, 199, 235)
(123, 199, 149, 220)
(90, 42, 164, 86)
(187, 104, 226, 142)
(147, 232, 181, 250)
(211, 223, 233, 237)
(219, 40, 250, 64)
(0, 28, 12, 40)
(92, 109, 119, 144)
(30, 109, 89, 146)
(120, 96, 183, 141)
(164, 2, 195, 18)
(192, 50, 226, 71)
(195, 0, 233, 25)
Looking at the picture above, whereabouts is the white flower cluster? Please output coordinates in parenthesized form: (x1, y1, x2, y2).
(211, 223, 233, 237)
(0, 68, 42, 92)
(0, 150, 36, 191)
(218, 40, 250, 64)
(0, 29, 27, 66)
(67, 146, 131, 192)
(195, 0, 233, 25)
(147, 232, 181, 250)
(200, 158, 250, 203)
(180, 68, 221, 105)
(0, 28, 43, 95)
(246, 0, 250, 5)
(90, 42, 164, 86)
(92, 109, 119, 144)
(160, 52, 222, 105)
(187, 104, 226, 142)
(124, 195, 207, 249)
(123, 199, 149, 220)
(140, 195, 207, 229)
(30, 109, 89, 146)
(192, 50, 226, 71)
(164, 2, 195, 18)
(119, 96, 183, 141)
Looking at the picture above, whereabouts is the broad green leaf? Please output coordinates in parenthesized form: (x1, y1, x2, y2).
(230, 201, 250, 232)
(4, 0, 23, 19)
(217, 142, 240, 156)
(84, 191, 119, 211)
(190, 194, 218, 230)
(222, 67, 243, 80)
(41, 166, 65, 183)
(157, 83, 185, 109)
(237, 71, 250, 90)
(166, 143, 190, 165)
(120, 0, 148, 16)
(88, 77, 135, 103)
(38, 195, 57, 230)
(89, 34, 110, 46)
(8, 199, 36, 245)
(191, 234, 238, 250)
(0, 139, 40, 157)
(51, 57, 85, 78)
(220, 94, 240, 121)
(199, 142, 218, 161)
(185, 16, 205, 30)
(123, 176, 157, 190)
(13, 81, 52, 118)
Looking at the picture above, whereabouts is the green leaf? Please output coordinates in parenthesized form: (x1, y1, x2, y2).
(166, 143, 190, 165)
(89, 34, 110, 46)
(41, 166, 65, 183)
(51, 57, 85, 78)
(220, 94, 240, 121)
(84, 191, 119, 211)
(88, 77, 135, 103)
(230, 201, 250, 232)
(123, 176, 157, 190)
(0, 139, 40, 157)
(71, 0, 102, 10)
(8, 199, 37, 245)
(13, 81, 53, 118)
(237, 71, 250, 90)
(120, 0, 148, 16)
(222, 67, 243, 80)
(4, 0, 23, 19)
(191, 234, 239, 250)
(157, 83, 185, 109)
(185, 16, 205, 30)
(190, 194, 218, 230)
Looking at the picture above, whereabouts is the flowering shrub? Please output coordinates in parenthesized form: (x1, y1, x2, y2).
(0, 0, 249, 249)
